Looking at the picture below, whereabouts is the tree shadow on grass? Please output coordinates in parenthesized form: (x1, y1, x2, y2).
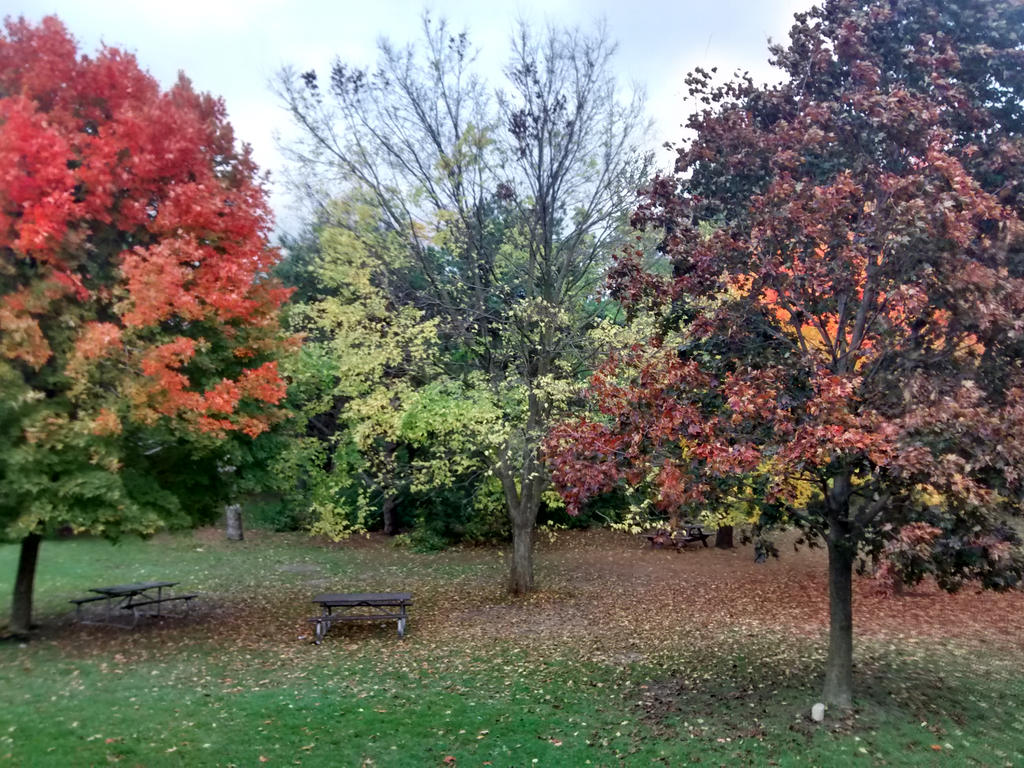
(633, 642, 1016, 745)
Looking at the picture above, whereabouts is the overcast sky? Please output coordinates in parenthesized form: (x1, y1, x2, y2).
(14, 0, 814, 237)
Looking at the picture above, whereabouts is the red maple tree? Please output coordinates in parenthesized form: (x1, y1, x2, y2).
(0, 17, 292, 636)
(547, 0, 1024, 709)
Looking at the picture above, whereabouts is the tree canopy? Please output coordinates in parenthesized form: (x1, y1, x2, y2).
(277, 17, 652, 591)
(0, 17, 291, 635)
(547, 0, 1024, 708)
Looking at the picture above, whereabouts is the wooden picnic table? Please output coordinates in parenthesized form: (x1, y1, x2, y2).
(310, 592, 412, 644)
(70, 580, 197, 627)
(644, 525, 711, 550)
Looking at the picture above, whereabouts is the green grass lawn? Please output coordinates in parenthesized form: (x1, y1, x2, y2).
(1, 531, 1022, 767)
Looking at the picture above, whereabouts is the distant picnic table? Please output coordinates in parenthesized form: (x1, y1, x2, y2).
(70, 581, 198, 627)
(310, 592, 412, 644)
(643, 525, 711, 551)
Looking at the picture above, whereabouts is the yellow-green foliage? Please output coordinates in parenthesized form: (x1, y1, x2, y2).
(302, 223, 439, 403)
(400, 378, 504, 492)
(307, 486, 370, 542)
(289, 200, 510, 538)
(587, 313, 680, 358)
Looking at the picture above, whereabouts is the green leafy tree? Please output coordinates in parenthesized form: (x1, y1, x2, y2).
(0, 18, 290, 636)
(277, 17, 651, 591)
(286, 199, 501, 538)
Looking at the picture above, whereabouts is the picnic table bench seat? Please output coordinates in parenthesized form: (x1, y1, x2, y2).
(309, 592, 412, 644)
(120, 593, 198, 625)
(70, 595, 110, 607)
(644, 525, 711, 550)
(69, 581, 196, 627)
(123, 593, 199, 610)
(69, 595, 112, 620)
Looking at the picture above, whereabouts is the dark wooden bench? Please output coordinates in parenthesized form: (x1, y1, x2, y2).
(679, 526, 711, 547)
(123, 593, 198, 611)
(70, 583, 196, 627)
(644, 525, 711, 550)
(124, 593, 198, 609)
(70, 595, 109, 606)
(309, 592, 412, 644)
(644, 529, 677, 548)
(69, 595, 110, 620)
(120, 593, 198, 625)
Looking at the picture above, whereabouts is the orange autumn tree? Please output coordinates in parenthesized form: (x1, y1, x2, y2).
(547, 0, 1024, 710)
(0, 17, 291, 636)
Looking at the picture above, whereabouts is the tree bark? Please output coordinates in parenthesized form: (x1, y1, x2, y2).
(505, 468, 541, 594)
(498, 385, 546, 595)
(509, 518, 535, 594)
(714, 524, 734, 549)
(822, 528, 855, 709)
(9, 533, 41, 638)
(892, 573, 905, 596)
(225, 503, 244, 541)
(382, 493, 398, 536)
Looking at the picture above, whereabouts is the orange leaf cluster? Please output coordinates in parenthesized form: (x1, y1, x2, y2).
(0, 17, 292, 439)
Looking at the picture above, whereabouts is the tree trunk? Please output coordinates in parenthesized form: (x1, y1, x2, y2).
(500, 383, 546, 594)
(382, 494, 398, 536)
(509, 519, 535, 594)
(225, 503, 244, 541)
(501, 434, 548, 593)
(9, 533, 41, 638)
(506, 470, 541, 594)
(715, 524, 734, 549)
(822, 534, 855, 709)
(891, 571, 905, 596)
(500, 461, 541, 595)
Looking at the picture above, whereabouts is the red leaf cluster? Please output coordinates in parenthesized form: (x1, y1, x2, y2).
(0, 17, 291, 438)
(548, 1, 1024, 582)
